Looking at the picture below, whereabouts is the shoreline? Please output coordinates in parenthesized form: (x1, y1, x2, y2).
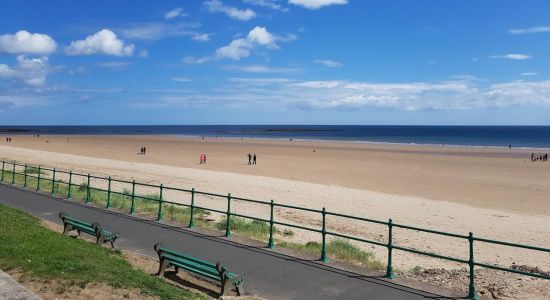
(8, 132, 550, 150)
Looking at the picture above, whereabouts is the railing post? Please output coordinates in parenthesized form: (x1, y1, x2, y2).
(130, 179, 136, 214)
(1, 160, 4, 181)
(51, 168, 56, 195)
(11, 162, 16, 185)
(321, 207, 329, 262)
(67, 171, 72, 199)
(157, 184, 164, 221)
(23, 164, 28, 188)
(85, 173, 91, 203)
(386, 219, 396, 279)
(268, 199, 275, 249)
(189, 188, 195, 228)
(468, 232, 479, 300)
(225, 193, 231, 238)
(36, 166, 41, 191)
(106, 177, 112, 208)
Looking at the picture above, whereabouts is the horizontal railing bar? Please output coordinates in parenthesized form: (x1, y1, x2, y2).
(231, 212, 270, 223)
(274, 202, 322, 214)
(162, 186, 193, 193)
(231, 196, 270, 205)
(474, 262, 550, 280)
(134, 181, 160, 188)
(474, 237, 550, 253)
(326, 230, 387, 247)
(193, 190, 226, 198)
(273, 221, 322, 233)
(393, 223, 469, 239)
(393, 245, 468, 264)
(326, 211, 388, 225)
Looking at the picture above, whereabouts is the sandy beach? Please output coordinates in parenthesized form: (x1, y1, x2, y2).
(0, 134, 549, 272)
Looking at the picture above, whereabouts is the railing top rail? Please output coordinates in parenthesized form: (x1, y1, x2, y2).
(193, 190, 227, 198)
(474, 236, 550, 252)
(231, 195, 270, 205)
(393, 222, 469, 239)
(274, 202, 322, 214)
(326, 211, 388, 225)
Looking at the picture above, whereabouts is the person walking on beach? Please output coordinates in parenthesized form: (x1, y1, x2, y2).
(199, 153, 204, 164)
(203, 153, 207, 164)
(247, 153, 252, 165)
(253, 154, 257, 165)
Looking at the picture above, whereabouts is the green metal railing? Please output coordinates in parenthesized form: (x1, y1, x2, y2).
(1, 159, 549, 299)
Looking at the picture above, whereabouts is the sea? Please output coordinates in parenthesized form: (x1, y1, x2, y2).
(1, 125, 550, 148)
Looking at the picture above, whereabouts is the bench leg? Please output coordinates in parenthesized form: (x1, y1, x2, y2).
(220, 278, 231, 296)
(62, 223, 72, 235)
(235, 283, 245, 296)
(109, 239, 115, 249)
(174, 266, 179, 274)
(157, 259, 169, 277)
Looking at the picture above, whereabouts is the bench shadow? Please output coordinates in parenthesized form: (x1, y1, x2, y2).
(160, 271, 222, 299)
(5, 185, 462, 300)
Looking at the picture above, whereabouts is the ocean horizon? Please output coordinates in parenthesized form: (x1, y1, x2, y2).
(1, 125, 550, 149)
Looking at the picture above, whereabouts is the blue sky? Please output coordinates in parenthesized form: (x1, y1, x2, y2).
(1, 0, 550, 125)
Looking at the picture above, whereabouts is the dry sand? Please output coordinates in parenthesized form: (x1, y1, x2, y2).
(0, 135, 549, 274)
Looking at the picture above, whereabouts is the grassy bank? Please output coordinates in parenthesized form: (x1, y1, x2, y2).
(0, 204, 206, 300)
(1, 167, 383, 271)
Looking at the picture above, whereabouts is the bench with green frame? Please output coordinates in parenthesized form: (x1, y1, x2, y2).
(154, 243, 245, 296)
(59, 212, 119, 248)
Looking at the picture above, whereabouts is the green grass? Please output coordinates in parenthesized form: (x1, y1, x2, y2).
(0, 204, 207, 300)
(278, 240, 385, 270)
(215, 217, 271, 240)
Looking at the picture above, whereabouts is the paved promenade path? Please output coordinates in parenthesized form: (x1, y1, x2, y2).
(0, 184, 454, 300)
(0, 270, 41, 300)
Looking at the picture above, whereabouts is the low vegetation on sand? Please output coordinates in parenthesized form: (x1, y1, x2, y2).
(1, 168, 383, 271)
(0, 204, 207, 300)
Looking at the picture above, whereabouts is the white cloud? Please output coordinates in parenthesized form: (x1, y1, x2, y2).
(288, 0, 347, 9)
(172, 77, 192, 82)
(314, 59, 342, 67)
(204, 0, 256, 21)
(0, 30, 57, 55)
(183, 56, 211, 64)
(116, 77, 550, 112)
(509, 26, 550, 34)
(192, 33, 211, 42)
(216, 26, 277, 60)
(227, 64, 300, 73)
(139, 50, 149, 57)
(0, 64, 16, 78)
(66, 30, 134, 56)
(228, 77, 294, 84)
(116, 22, 204, 41)
(243, 0, 288, 12)
(490, 54, 531, 60)
(95, 61, 132, 69)
(521, 72, 538, 76)
(165, 7, 187, 20)
(0, 55, 50, 86)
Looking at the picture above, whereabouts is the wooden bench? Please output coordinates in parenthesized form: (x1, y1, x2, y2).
(59, 212, 119, 248)
(154, 243, 245, 296)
